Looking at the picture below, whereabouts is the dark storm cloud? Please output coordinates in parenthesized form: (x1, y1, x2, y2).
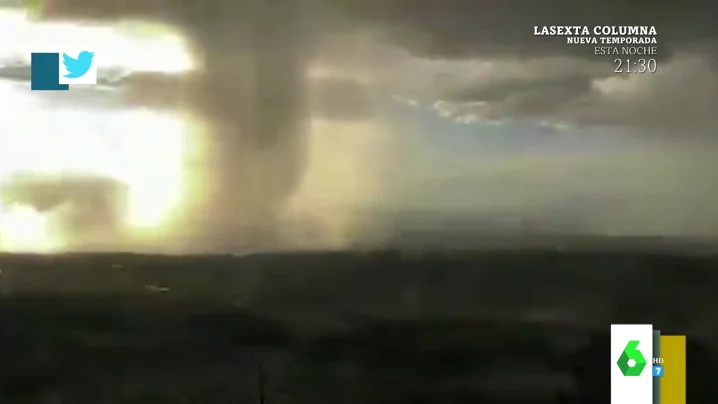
(443, 74, 592, 118)
(423, 56, 718, 130)
(327, 0, 718, 60)
(308, 0, 718, 130)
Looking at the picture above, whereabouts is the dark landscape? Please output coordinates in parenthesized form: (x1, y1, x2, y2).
(0, 240, 716, 403)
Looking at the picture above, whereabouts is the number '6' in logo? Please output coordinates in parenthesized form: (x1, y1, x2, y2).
(617, 340, 647, 376)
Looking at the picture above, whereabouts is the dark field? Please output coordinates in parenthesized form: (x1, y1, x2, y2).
(0, 241, 716, 402)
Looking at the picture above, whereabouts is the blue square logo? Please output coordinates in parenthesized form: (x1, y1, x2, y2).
(31, 49, 98, 90)
(653, 365, 664, 377)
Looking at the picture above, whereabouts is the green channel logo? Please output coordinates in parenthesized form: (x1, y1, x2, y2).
(617, 340, 647, 376)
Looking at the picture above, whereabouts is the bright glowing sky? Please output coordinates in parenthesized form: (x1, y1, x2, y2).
(0, 9, 191, 251)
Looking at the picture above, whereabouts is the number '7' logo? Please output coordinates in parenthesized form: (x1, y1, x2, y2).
(617, 340, 647, 376)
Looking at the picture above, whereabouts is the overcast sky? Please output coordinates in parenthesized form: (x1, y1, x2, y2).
(3, 2, 718, 251)
(285, 0, 718, 245)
